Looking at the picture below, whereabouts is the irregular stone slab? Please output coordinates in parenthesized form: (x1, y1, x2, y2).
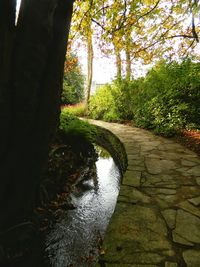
(196, 177, 200, 185)
(127, 165, 145, 172)
(101, 203, 174, 264)
(144, 188, 176, 196)
(141, 145, 157, 152)
(160, 152, 183, 160)
(175, 167, 191, 177)
(172, 232, 194, 246)
(142, 173, 177, 188)
(123, 170, 141, 187)
(161, 209, 177, 229)
(172, 209, 200, 244)
(165, 262, 178, 267)
(145, 158, 177, 174)
(157, 194, 177, 205)
(187, 165, 200, 176)
(104, 264, 158, 267)
(188, 196, 200, 206)
(157, 143, 184, 151)
(181, 159, 198, 167)
(183, 249, 200, 267)
(141, 141, 161, 147)
(128, 155, 144, 160)
(125, 148, 141, 155)
(182, 155, 200, 163)
(128, 159, 144, 166)
(119, 185, 151, 204)
(176, 201, 200, 218)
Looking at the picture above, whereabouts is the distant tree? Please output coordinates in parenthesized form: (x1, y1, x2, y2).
(83, 0, 200, 78)
(62, 53, 84, 104)
(70, 0, 96, 106)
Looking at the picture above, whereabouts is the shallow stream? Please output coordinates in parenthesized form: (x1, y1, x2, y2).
(45, 146, 121, 267)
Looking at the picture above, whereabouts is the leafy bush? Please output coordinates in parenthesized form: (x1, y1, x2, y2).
(88, 59, 200, 136)
(88, 80, 134, 121)
(60, 110, 97, 142)
(89, 84, 117, 121)
(111, 79, 134, 120)
(132, 59, 200, 135)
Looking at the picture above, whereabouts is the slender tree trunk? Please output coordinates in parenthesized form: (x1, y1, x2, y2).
(0, 0, 74, 231)
(114, 43, 122, 80)
(85, 29, 93, 107)
(125, 46, 131, 81)
(125, 36, 131, 81)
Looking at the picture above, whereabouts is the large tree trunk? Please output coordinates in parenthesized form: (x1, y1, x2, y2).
(0, 0, 74, 232)
(85, 27, 93, 107)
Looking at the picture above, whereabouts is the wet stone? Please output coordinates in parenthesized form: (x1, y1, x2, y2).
(127, 165, 145, 172)
(172, 232, 194, 246)
(144, 188, 176, 196)
(187, 165, 200, 176)
(161, 209, 177, 229)
(123, 170, 141, 187)
(196, 177, 200, 185)
(183, 249, 200, 267)
(165, 262, 178, 267)
(188, 196, 200, 206)
(181, 159, 198, 167)
(101, 203, 174, 264)
(145, 158, 177, 174)
(105, 264, 158, 267)
(172, 209, 200, 245)
(119, 185, 150, 204)
(177, 201, 200, 218)
(141, 173, 177, 189)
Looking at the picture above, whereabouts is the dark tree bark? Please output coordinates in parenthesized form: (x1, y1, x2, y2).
(0, 0, 74, 232)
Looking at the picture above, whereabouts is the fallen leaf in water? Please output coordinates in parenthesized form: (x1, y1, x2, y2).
(99, 249, 105, 255)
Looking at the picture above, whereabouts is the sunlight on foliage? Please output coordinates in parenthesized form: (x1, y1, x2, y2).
(88, 59, 200, 136)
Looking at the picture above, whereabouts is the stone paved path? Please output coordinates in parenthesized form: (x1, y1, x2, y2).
(88, 120, 200, 267)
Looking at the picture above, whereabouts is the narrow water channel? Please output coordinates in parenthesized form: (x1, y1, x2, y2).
(45, 146, 121, 267)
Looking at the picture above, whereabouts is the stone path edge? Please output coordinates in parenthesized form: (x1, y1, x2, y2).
(93, 124, 128, 175)
(86, 119, 200, 267)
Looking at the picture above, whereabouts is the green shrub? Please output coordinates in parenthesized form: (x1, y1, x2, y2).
(60, 110, 97, 142)
(111, 79, 134, 120)
(89, 84, 117, 121)
(88, 59, 200, 136)
(132, 59, 200, 136)
(88, 80, 134, 121)
(62, 103, 86, 117)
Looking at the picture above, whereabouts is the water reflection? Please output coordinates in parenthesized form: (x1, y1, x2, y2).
(45, 146, 120, 267)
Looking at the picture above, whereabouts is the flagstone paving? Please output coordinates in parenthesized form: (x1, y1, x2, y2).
(88, 120, 200, 267)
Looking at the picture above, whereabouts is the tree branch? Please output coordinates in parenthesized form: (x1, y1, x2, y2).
(137, 0, 161, 21)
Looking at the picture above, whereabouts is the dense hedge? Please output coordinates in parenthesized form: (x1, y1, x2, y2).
(89, 59, 200, 136)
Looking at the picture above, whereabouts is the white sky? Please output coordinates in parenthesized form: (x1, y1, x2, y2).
(76, 44, 116, 84)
